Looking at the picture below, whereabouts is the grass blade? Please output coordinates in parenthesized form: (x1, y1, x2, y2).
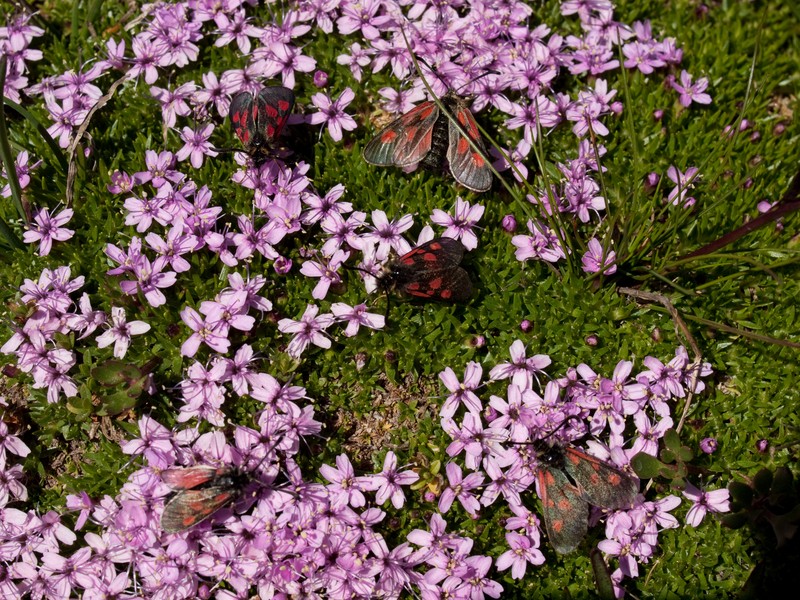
(0, 55, 26, 223)
(2, 97, 69, 175)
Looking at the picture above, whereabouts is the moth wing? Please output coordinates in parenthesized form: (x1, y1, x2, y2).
(363, 101, 440, 167)
(538, 466, 589, 554)
(160, 486, 238, 533)
(255, 86, 295, 143)
(161, 466, 221, 490)
(446, 103, 492, 193)
(398, 237, 464, 269)
(562, 447, 639, 510)
(229, 91, 255, 146)
(399, 267, 472, 302)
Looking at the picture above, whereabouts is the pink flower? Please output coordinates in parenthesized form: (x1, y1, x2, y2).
(581, 237, 617, 275)
(666, 165, 700, 207)
(277, 304, 335, 358)
(22, 206, 75, 256)
(430, 198, 484, 251)
(307, 87, 358, 142)
(96, 307, 150, 358)
(362, 451, 419, 509)
(496, 532, 545, 579)
(439, 361, 483, 418)
(330, 302, 385, 336)
(670, 70, 712, 107)
(683, 482, 730, 526)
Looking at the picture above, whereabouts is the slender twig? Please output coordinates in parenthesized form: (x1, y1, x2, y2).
(677, 358, 702, 434)
(618, 287, 703, 434)
(618, 287, 701, 358)
(66, 73, 130, 206)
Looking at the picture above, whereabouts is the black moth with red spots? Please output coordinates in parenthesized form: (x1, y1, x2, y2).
(363, 91, 492, 193)
(533, 442, 639, 554)
(160, 465, 253, 533)
(377, 237, 473, 303)
(229, 86, 295, 160)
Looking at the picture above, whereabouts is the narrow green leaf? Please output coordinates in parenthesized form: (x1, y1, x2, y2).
(0, 55, 26, 223)
(2, 97, 69, 174)
(0, 216, 24, 251)
(591, 548, 616, 600)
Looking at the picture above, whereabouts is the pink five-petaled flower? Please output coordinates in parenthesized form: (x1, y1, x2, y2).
(180, 306, 230, 357)
(64, 293, 107, 339)
(95, 307, 150, 359)
(439, 361, 483, 418)
(489, 340, 551, 390)
(364, 210, 413, 261)
(307, 87, 357, 142)
(670, 70, 712, 107)
(330, 302, 385, 336)
(458, 555, 504, 599)
(682, 482, 730, 526)
(511, 219, 567, 263)
(406, 513, 459, 564)
(362, 451, 419, 509)
(2, 150, 41, 196)
(597, 512, 646, 578)
(22, 206, 75, 256)
(438, 461, 485, 516)
(118, 254, 177, 307)
(277, 304, 335, 358)
(120, 415, 176, 468)
(496, 532, 545, 579)
(581, 237, 617, 275)
(319, 453, 371, 509)
(176, 123, 218, 168)
(299, 249, 349, 300)
(430, 198, 484, 251)
(0, 453, 27, 504)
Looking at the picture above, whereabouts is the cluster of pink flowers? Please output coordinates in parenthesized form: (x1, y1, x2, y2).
(0, 346, 729, 598)
(436, 343, 729, 593)
(0, 12, 43, 102)
(0, 0, 734, 598)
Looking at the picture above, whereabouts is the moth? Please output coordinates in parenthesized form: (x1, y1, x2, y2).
(363, 92, 492, 193)
(375, 237, 473, 303)
(229, 86, 295, 160)
(160, 465, 252, 533)
(533, 442, 639, 554)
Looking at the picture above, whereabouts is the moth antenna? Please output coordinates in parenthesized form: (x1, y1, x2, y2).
(534, 414, 588, 442)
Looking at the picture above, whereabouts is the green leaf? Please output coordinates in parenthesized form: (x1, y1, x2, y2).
(771, 467, 794, 495)
(590, 549, 616, 600)
(630, 452, 663, 479)
(753, 469, 774, 496)
(0, 55, 26, 248)
(662, 428, 682, 453)
(728, 481, 755, 507)
(720, 511, 750, 529)
(660, 449, 677, 464)
(676, 444, 694, 462)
